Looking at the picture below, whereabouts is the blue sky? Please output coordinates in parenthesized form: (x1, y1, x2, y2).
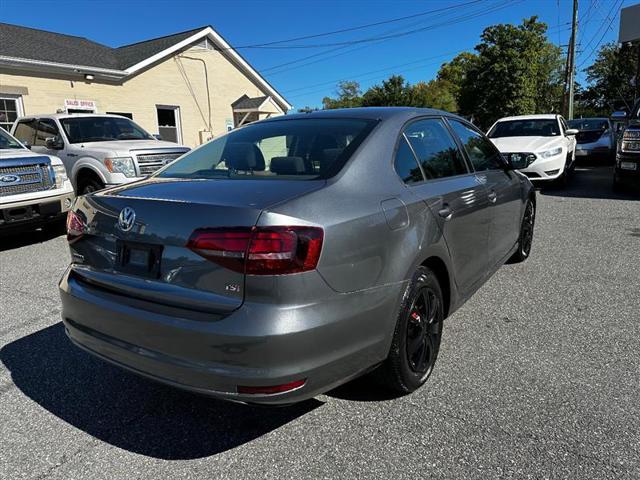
(1, 0, 634, 110)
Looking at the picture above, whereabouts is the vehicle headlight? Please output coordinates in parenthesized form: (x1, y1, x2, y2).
(104, 157, 135, 177)
(539, 147, 563, 159)
(52, 164, 68, 188)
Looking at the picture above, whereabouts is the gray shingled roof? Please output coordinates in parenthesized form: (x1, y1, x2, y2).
(0, 23, 206, 70)
(231, 95, 269, 109)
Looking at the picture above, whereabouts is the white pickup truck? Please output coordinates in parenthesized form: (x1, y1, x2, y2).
(1, 127, 74, 233)
(11, 114, 190, 194)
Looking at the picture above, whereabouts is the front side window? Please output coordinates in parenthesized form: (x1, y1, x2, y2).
(60, 116, 154, 143)
(488, 119, 561, 138)
(0, 128, 25, 150)
(158, 118, 377, 180)
(449, 120, 504, 171)
(394, 135, 424, 184)
(13, 119, 37, 145)
(403, 118, 467, 180)
(34, 119, 61, 146)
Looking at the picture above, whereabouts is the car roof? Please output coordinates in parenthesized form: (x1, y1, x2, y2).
(16, 113, 130, 120)
(261, 107, 468, 122)
(496, 114, 559, 122)
(568, 117, 609, 121)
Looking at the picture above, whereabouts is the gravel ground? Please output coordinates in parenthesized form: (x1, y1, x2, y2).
(1, 166, 639, 479)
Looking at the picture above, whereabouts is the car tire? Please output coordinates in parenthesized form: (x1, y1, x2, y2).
(79, 178, 104, 195)
(377, 266, 444, 394)
(508, 198, 535, 263)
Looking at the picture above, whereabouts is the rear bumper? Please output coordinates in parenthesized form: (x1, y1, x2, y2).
(59, 266, 403, 405)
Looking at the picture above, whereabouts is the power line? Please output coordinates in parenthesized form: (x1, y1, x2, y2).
(282, 49, 471, 95)
(251, 0, 518, 49)
(576, 0, 624, 68)
(233, 0, 485, 49)
(261, 0, 520, 75)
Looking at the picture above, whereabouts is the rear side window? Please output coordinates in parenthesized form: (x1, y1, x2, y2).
(158, 118, 377, 180)
(403, 118, 467, 180)
(449, 120, 504, 171)
(13, 119, 37, 145)
(394, 136, 424, 184)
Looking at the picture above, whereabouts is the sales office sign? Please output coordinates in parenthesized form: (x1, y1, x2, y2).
(64, 99, 97, 111)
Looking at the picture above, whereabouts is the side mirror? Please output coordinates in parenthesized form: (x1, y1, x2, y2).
(45, 136, 64, 150)
(153, 134, 163, 141)
(611, 111, 628, 120)
(565, 129, 579, 136)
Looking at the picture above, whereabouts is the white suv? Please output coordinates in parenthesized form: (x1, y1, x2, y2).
(487, 114, 578, 184)
(11, 114, 190, 194)
(1, 127, 74, 233)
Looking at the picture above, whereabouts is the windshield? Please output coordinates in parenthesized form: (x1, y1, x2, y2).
(61, 116, 154, 143)
(567, 119, 608, 131)
(488, 119, 560, 138)
(0, 128, 25, 150)
(157, 118, 377, 181)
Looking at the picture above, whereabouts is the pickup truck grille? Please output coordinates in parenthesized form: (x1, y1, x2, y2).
(136, 153, 184, 176)
(0, 164, 53, 197)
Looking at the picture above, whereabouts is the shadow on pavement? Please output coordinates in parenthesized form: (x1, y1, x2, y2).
(538, 166, 639, 201)
(326, 374, 404, 402)
(0, 323, 321, 459)
(0, 220, 66, 252)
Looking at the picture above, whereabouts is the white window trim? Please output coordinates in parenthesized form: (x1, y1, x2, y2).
(0, 94, 24, 130)
(156, 105, 182, 144)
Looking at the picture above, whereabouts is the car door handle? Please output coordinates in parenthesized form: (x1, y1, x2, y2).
(438, 205, 453, 220)
(488, 191, 497, 203)
(67, 153, 78, 157)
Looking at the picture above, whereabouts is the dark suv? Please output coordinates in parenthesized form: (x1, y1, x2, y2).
(614, 101, 640, 191)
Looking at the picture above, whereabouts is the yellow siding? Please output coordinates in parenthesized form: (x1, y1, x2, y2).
(0, 45, 284, 147)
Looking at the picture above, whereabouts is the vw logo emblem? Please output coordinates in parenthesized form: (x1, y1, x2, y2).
(0, 174, 20, 185)
(118, 206, 136, 232)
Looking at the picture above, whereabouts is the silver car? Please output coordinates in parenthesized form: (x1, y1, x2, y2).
(60, 108, 536, 405)
(567, 117, 616, 162)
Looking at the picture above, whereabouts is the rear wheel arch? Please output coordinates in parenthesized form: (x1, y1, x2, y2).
(420, 256, 451, 318)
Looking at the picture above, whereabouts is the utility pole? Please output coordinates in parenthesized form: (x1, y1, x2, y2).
(566, 0, 579, 119)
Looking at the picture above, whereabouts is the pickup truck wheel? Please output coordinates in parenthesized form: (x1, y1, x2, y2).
(80, 178, 104, 195)
(377, 266, 444, 394)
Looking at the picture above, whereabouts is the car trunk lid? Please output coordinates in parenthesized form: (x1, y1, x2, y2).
(69, 178, 324, 312)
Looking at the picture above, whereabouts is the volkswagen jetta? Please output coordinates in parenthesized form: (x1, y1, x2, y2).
(59, 108, 535, 405)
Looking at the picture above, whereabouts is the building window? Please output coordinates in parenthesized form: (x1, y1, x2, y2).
(156, 106, 181, 143)
(107, 112, 133, 119)
(0, 95, 23, 132)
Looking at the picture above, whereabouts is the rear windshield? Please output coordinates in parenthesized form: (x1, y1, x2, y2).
(488, 119, 560, 138)
(567, 119, 608, 131)
(61, 116, 154, 143)
(157, 118, 377, 180)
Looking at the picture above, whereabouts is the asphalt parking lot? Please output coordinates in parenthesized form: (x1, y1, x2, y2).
(1, 165, 639, 479)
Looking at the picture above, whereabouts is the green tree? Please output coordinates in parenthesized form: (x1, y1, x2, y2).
(362, 75, 412, 106)
(322, 81, 363, 109)
(578, 42, 640, 115)
(410, 80, 457, 111)
(457, 17, 564, 128)
(436, 52, 479, 111)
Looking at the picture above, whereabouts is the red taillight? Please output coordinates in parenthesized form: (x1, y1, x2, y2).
(187, 226, 323, 275)
(66, 210, 87, 243)
(237, 379, 306, 395)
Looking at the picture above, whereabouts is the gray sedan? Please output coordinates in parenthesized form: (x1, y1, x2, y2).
(59, 108, 535, 405)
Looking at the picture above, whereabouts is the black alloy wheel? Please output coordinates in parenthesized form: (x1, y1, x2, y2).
(508, 199, 535, 263)
(378, 266, 444, 393)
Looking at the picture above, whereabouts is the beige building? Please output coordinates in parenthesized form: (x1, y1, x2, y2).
(0, 23, 292, 147)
